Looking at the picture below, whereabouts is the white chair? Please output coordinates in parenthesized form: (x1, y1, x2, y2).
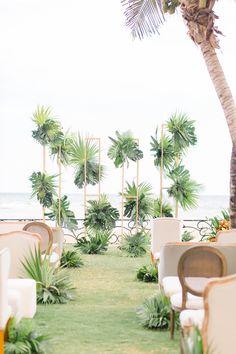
(151, 217, 182, 260)
(216, 229, 236, 243)
(0, 231, 40, 318)
(0, 248, 22, 330)
(180, 274, 236, 354)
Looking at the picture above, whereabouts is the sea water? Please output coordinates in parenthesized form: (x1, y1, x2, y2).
(0, 193, 229, 221)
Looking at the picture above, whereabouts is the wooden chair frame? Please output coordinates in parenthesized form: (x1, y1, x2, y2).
(23, 221, 53, 254)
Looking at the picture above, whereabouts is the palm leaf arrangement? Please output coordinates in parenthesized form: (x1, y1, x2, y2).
(32, 105, 62, 146)
(167, 165, 201, 210)
(4, 318, 48, 354)
(45, 195, 78, 231)
(123, 182, 153, 225)
(69, 133, 104, 188)
(29, 171, 57, 208)
(150, 128, 176, 171)
(108, 130, 143, 168)
(22, 248, 74, 304)
(49, 131, 72, 166)
(119, 230, 150, 257)
(152, 198, 173, 218)
(75, 230, 111, 254)
(84, 194, 119, 231)
(60, 249, 84, 268)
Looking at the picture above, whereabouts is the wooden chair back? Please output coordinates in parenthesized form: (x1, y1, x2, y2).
(23, 221, 53, 254)
(178, 246, 227, 309)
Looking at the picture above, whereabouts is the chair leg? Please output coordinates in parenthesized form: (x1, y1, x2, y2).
(170, 308, 175, 339)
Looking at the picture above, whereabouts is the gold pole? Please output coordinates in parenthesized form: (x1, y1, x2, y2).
(175, 156, 180, 218)
(84, 139, 87, 235)
(160, 124, 164, 217)
(121, 165, 124, 237)
(136, 139, 139, 233)
(98, 138, 101, 200)
(42, 145, 46, 222)
(58, 146, 62, 227)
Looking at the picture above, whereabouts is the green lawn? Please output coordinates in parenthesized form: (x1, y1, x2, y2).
(33, 248, 179, 354)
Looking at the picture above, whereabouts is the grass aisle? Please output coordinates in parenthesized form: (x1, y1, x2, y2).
(34, 248, 179, 354)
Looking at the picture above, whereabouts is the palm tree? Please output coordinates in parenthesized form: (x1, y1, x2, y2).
(121, 0, 236, 227)
(69, 133, 104, 188)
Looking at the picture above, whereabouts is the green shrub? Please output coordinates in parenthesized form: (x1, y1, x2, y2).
(60, 249, 84, 268)
(136, 292, 179, 329)
(84, 194, 119, 231)
(22, 248, 74, 304)
(4, 317, 48, 354)
(136, 264, 158, 282)
(75, 230, 111, 254)
(152, 198, 173, 218)
(181, 326, 205, 354)
(119, 231, 150, 257)
(182, 230, 194, 242)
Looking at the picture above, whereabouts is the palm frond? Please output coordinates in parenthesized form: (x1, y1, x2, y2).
(49, 130, 73, 166)
(29, 171, 57, 208)
(121, 0, 164, 39)
(150, 129, 176, 171)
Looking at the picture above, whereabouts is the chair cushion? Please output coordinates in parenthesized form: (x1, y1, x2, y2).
(8, 279, 37, 318)
(180, 309, 204, 329)
(8, 289, 23, 322)
(162, 276, 182, 297)
(170, 292, 203, 310)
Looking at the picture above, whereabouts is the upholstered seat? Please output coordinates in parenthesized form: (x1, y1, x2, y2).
(180, 309, 204, 329)
(8, 279, 36, 318)
(162, 276, 181, 297)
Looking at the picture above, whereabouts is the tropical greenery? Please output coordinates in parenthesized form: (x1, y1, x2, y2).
(120, 0, 236, 227)
(84, 195, 119, 231)
(29, 171, 57, 208)
(49, 131, 72, 167)
(22, 248, 74, 304)
(4, 318, 48, 354)
(150, 128, 176, 171)
(182, 230, 194, 242)
(69, 133, 104, 188)
(123, 181, 153, 225)
(32, 106, 62, 147)
(108, 130, 143, 168)
(119, 230, 150, 257)
(33, 249, 179, 353)
(45, 195, 78, 231)
(75, 230, 111, 254)
(137, 292, 179, 330)
(206, 209, 230, 240)
(181, 326, 205, 354)
(60, 249, 84, 268)
(152, 198, 173, 217)
(136, 264, 158, 283)
(167, 165, 201, 210)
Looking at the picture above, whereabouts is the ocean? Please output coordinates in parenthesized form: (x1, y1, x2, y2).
(0, 193, 229, 221)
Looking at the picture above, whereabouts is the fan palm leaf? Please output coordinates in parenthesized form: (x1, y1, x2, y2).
(108, 130, 143, 168)
(167, 165, 201, 210)
(69, 133, 105, 188)
(166, 112, 197, 155)
(32, 106, 62, 146)
(49, 131, 73, 166)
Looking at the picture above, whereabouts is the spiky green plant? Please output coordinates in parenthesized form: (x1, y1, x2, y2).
(22, 248, 74, 304)
(136, 264, 158, 282)
(60, 249, 84, 268)
(45, 195, 78, 231)
(167, 165, 201, 210)
(75, 230, 111, 254)
(136, 292, 179, 329)
(166, 112, 197, 156)
(108, 130, 143, 168)
(32, 105, 62, 146)
(29, 171, 57, 208)
(152, 198, 173, 217)
(123, 181, 153, 225)
(119, 230, 150, 257)
(181, 326, 206, 354)
(84, 194, 119, 231)
(4, 318, 49, 354)
(150, 128, 176, 170)
(69, 133, 105, 188)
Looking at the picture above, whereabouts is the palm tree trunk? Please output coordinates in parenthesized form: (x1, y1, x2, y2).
(199, 41, 236, 226)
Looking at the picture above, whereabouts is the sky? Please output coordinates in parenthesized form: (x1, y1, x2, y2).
(0, 0, 236, 196)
